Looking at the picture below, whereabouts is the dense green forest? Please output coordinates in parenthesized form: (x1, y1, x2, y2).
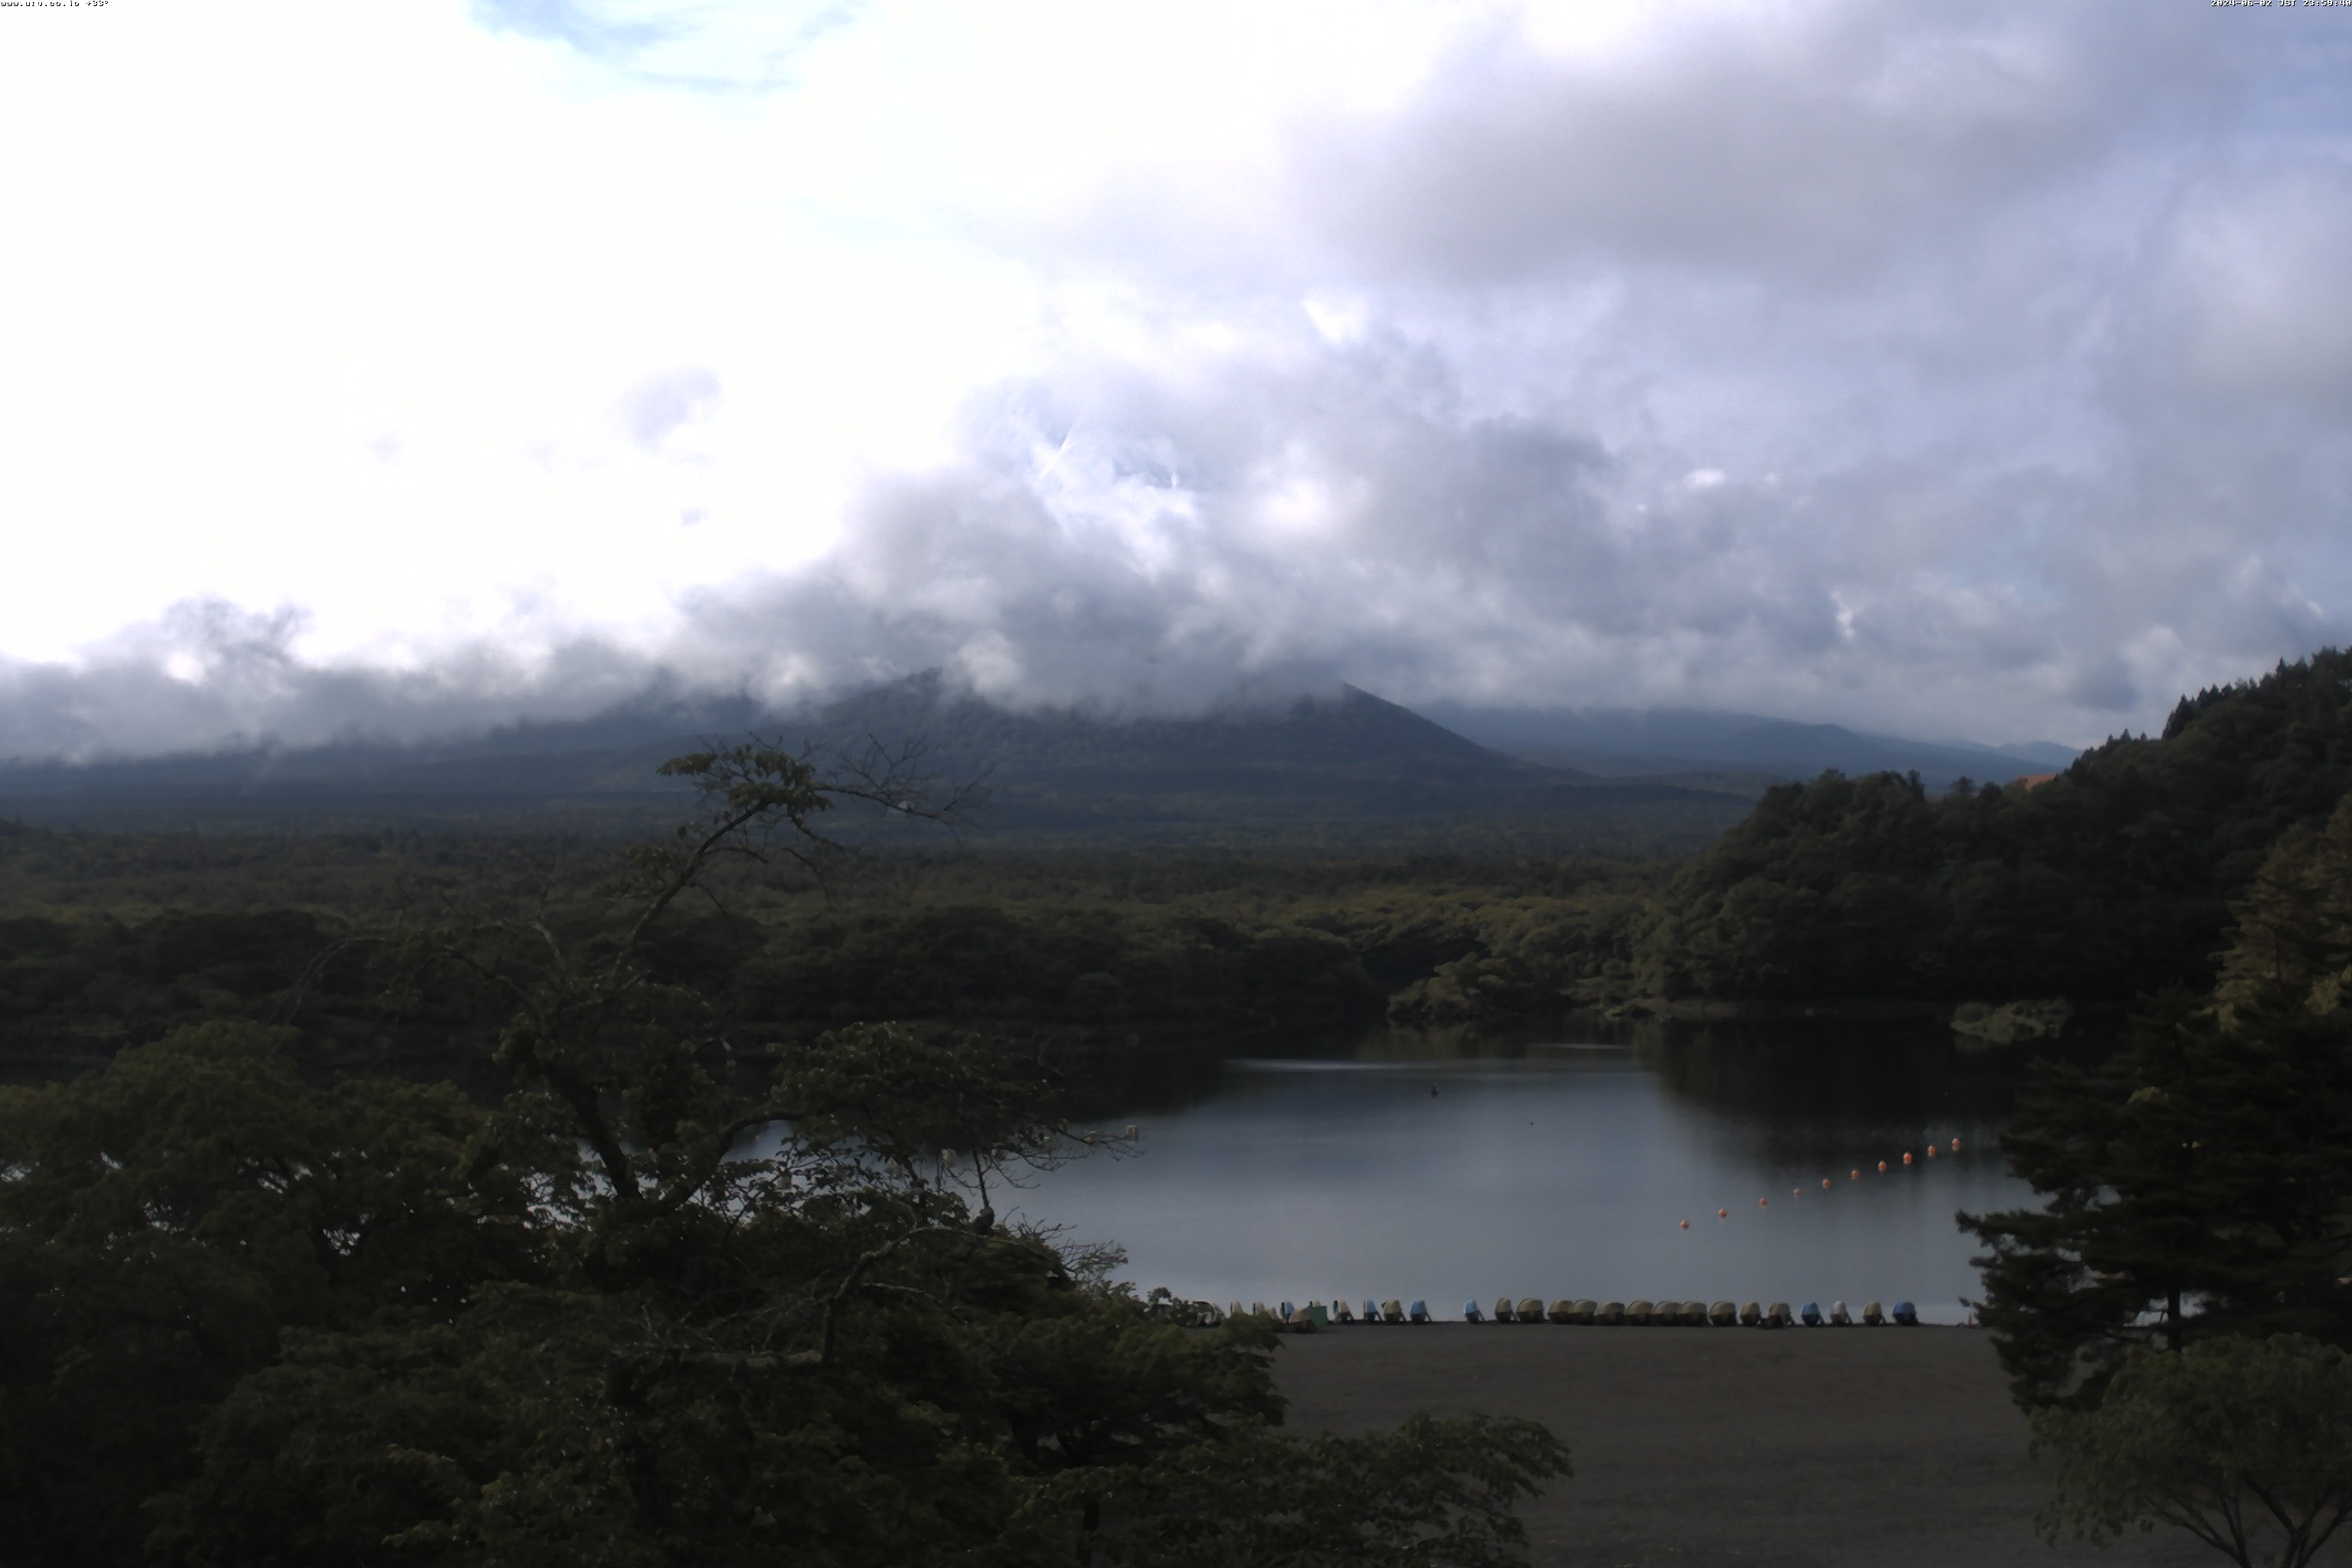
(1636, 649, 2352, 1004)
(0, 823, 1668, 1086)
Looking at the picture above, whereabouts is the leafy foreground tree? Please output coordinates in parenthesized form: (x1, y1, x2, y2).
(1, 741, 1567, 1567)
(2034, 1334, 2352, 1568)
(1960, 793, 2352, 1409)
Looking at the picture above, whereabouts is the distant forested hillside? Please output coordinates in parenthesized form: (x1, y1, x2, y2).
(1429, 702, 2073, 790)
(0, 675, 1752, 854)
(1636, 649, 2352, 1002)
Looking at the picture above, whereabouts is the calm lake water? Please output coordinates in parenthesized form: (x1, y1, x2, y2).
(1012, 1022, 2082, 1325)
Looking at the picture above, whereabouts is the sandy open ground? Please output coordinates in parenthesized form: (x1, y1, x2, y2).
(1272, 1325, 2230, 1568)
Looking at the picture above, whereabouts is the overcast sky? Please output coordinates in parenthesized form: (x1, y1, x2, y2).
(3, 0, 2349, 759)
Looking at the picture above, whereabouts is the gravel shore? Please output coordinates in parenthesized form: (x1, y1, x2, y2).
(1273, 1325, 2222, 1568)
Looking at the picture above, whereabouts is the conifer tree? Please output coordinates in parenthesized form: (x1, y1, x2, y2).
(1962, 795, 2352, 1406)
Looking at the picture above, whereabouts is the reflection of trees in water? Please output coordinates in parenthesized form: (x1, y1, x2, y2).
(1336, 1021, 1559, 1063)
(1064, 1019, 1566, 1116)
(1058, 1039, 1233, 1119)
(1064, 1014, 2127, 1133)
(1638, 1018, 2118, 1132)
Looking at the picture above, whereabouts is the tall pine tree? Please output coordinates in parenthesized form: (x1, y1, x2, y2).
(1962, 795, 2352, 1406)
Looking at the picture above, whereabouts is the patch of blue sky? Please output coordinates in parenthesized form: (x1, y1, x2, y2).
(469, 0, 864, 92)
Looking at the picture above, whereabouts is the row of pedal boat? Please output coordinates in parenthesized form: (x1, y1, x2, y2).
(1466, 1298, 1916, 1327)
(1165, 1296, 1922, 1329)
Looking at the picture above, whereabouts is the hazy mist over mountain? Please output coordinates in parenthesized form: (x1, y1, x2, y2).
(0, 665, 2079, 851)
(5, 3, 2350, 763)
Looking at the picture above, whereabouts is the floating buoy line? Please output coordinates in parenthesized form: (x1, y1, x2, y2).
(1673, 1136, 1964, 1233)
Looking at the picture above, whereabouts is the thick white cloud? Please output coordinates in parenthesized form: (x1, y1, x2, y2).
(2, 0, 2349, 758)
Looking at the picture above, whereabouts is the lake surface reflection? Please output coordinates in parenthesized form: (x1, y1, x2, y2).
(1018, 1022, 2081, 1325)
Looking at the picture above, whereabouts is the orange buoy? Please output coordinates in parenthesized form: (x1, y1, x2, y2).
(1926, 1144, 1936, 1157)
(1877, 1161, 1887, 1172)
(1759, 1197, 1769, 1207)
(1950, 1137, 1961, 1152)
(1821, 1178, 1832, 1189)
(1680, 1219, 1690, 1230)
(1850, 1168, 1860, 1180)
(1903, 1152, 1913, 1166)
(1717, 1207, 1728, 1219)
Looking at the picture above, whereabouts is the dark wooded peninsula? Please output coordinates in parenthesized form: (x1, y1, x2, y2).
(9, 650, 2352, 1566)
